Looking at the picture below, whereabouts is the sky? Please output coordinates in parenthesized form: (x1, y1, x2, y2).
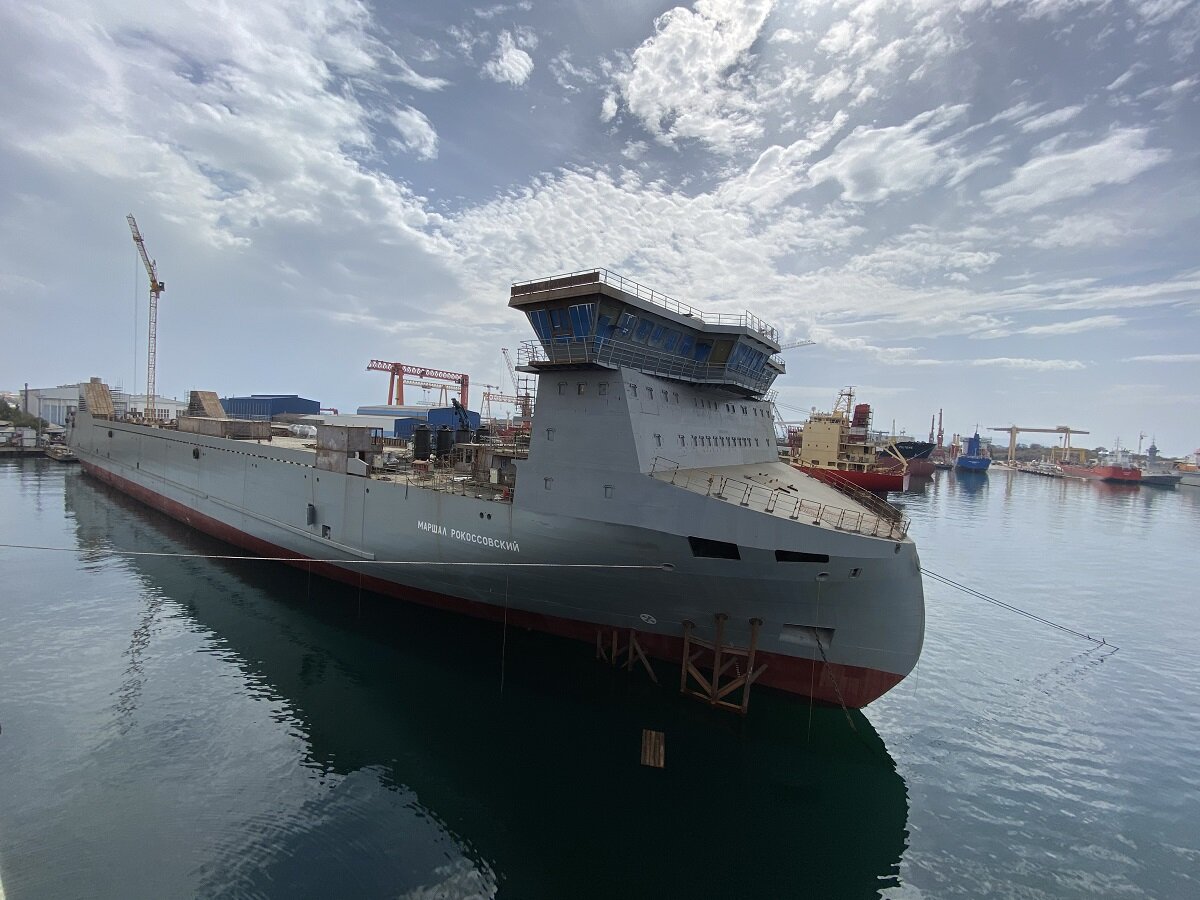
(1, 0, 1197, 454)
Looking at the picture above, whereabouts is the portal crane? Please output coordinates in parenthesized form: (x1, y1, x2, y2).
(988, 425, 1090, 464)
(366, 360, 469, 407)
(126, 214, 165, 423)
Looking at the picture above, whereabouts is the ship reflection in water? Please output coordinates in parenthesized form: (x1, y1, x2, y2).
(66, 473, 910, 898)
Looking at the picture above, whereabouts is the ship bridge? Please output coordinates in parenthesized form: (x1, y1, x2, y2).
(509, 269, 783, 399)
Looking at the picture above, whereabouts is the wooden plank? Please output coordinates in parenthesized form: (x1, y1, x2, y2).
(629, 633, 659, 684)
(711, 614, 726, 705)
(679, 621, 693, 693)
(641, 729, 665, 768)
(716, 675, 748, 701)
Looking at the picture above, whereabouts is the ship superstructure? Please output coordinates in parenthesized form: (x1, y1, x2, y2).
(69, 269, 925, 709)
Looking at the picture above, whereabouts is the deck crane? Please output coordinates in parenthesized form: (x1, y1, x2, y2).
(366, 360, 469, 407)
(126, 214, 165, 423)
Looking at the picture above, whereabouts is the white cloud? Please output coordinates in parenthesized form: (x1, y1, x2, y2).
(600, 92, 618, 121)
(847, 227, 1000, 280)
(1029, 213, 1132, 248)
(1106, 63, 1147, 92)
(1122, 353, 1200, 363)
(482, 31, 534, 86)
(616, 0, 774, 152)
(384, 55, 449, 92)
(1021, 315, 1126, 335)
(1018, 104, 1084, 132)
(391, 106, 438, 160)
(970, 357, 1087, 371)
(621, 141, 648, 160)
(769, 28, 804, 44)
(549, 50, 597, 92)
(983, 128, 1170, 214)
(807, 105, 977, 202)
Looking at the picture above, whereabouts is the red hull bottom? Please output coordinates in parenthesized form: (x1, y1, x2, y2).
(80, 462, 903, 708)
(796, 465, 908, 492)
(876, 458, 935, 477)
(1061, 464, 1141, 484)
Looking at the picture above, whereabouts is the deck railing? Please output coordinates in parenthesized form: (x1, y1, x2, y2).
(510, 268, 780, 344)
(648, 457, 909, 540)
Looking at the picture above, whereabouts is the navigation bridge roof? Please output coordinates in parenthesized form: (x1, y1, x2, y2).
(510, 269, 784, 399)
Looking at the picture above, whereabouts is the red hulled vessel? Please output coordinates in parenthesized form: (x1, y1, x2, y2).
(783, 389, 909, 492)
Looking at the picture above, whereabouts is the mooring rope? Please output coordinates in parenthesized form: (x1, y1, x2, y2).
(0, 542, 671, 570)
(921, 567, 1117, 650)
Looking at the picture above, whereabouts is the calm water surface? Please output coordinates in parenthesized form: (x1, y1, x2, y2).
(0, 460, 1196, 898)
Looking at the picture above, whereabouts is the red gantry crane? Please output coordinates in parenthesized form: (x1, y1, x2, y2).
(366, 360, 469, 407)
(127, 214, 165, 423)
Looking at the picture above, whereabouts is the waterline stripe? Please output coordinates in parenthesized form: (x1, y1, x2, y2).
(0, 542, 671, 570)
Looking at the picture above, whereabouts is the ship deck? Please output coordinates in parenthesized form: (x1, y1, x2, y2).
(648, 459, 909, 540)
(264, 434, 520, 502)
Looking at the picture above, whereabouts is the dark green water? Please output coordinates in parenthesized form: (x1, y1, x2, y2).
(0, 460, 1196, 898)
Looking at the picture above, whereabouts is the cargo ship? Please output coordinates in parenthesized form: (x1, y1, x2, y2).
(1061, 446, 1141, 483)
(876, 439, 935, 477)
(954, 432, 991, 472)
(784, 389, 909, 493)
(68, 269, 925, 709)
(1174, 451, 1200, 488)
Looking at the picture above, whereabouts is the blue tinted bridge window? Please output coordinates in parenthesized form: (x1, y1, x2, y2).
(569, 303, 595, 338)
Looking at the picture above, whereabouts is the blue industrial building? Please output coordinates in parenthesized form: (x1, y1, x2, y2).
(221, 394, 320, 420)
(355, 405, 481, 438)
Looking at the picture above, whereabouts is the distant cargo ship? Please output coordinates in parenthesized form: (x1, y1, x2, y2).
(954, 432, 991, 472)
(69, 268, 926, 710)
(785, 389, 909, 493)
(1061, 447, 1141, 483)
(876, 439, 935, 477)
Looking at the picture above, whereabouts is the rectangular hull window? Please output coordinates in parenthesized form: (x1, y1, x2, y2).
(774, 550, 830, 563)
(688, 536, 741, 559)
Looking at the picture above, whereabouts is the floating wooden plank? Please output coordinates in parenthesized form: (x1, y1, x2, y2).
(640, 729, 665, 768)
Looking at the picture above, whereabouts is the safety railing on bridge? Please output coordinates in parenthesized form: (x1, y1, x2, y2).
(518, 336, 778, 396)
(510, 268, 780, 344)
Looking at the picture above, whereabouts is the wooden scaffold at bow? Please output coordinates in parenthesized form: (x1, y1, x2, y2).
(680, 614, 768, 714)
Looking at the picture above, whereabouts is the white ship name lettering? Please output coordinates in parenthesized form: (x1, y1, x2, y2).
(417, 520, 519, 553)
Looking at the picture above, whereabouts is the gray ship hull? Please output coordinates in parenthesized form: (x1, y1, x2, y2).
(70, 373, 924, 708)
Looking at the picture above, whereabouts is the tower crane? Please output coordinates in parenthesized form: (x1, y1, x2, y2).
(777, 339, 816, 350)
(126, 214, 165, 423)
